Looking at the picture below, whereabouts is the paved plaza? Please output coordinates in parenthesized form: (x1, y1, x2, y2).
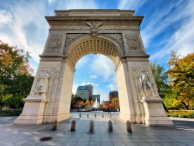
(0, 112, 194, 146)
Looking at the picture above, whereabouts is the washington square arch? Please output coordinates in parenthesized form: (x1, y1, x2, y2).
(15, 9, 173, 126)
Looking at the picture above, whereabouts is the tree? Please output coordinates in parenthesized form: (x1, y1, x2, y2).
(0, 41, 32, 79)
(150, 62, 170, 112)
(111, 97, 119, 109)
(101, 102, 111, 110)
(2, 74, 34, 109)
(167, 52, 194, 109)
(90, 100, 93, 106)
(85, 100, 91, 106)
(78, 101, 85, 109)
(0, 41, 34, 109)
(150, 62, 169, 99)
(70, 97, 85, 109)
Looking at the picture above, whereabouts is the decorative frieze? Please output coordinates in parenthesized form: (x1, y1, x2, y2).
(99, 25, 139, 30)
(49, 20, 140, 26)
(50, 26, 90, 30)
(49, 21, 140, 30)
(46, 35, 63, 53)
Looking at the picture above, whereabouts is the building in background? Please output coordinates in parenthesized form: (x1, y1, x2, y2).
(108, 91, 119, 101)
(92, 94, 100, 103)
(87, 85, 93, 100)
(76, 85, 93, 100)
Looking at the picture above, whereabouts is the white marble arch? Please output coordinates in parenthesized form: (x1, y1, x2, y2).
(14, 9, 173, 126)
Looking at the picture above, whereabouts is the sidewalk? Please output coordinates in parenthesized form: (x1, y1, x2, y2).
(0, 112, 194, 146)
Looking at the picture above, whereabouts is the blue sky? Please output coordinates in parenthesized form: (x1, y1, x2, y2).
(0, 0, 194, 102)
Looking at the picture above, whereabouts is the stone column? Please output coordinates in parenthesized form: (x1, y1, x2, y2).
(116, 59, 136, 123)
(50, 58, 74, 122)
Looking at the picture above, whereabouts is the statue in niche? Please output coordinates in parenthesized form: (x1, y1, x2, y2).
(139, 70, 155, 97)
(33, 69, 49, 96)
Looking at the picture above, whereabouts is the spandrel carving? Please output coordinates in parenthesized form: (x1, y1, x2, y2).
(126, 35, 143, 53)
(46, 35, 63, 53)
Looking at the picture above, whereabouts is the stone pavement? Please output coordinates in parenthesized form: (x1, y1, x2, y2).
(0, 112, 194, 146)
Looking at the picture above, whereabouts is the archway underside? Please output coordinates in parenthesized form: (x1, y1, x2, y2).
(67, 37, 121, 68)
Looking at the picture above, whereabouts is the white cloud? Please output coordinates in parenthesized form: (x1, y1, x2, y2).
(150, 0, 194, 60)
(141, 0, 187, 48)
(72, 84, 78, 94)
(81, 82, 99, 87)
(0, 1, 48, 74)
(75, 55, 89, 68)
(63, 0, 98, 9)
(106, 75, 118, 91)
(118, 0, 146, 10)
(0, 35, 12, 45)
(92, 88, 108, 102)
(107, 84, 116, 91)
(90, 55, 115, 80)
(47, 0, 57, 5)
(90, 74, 98, 79)
(0, 10, 12, 24)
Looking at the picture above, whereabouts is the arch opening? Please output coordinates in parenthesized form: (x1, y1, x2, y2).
(67, 37, 121, 69)
(72, 54, 117, 104)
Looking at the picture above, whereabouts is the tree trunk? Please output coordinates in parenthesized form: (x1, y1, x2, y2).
(181, 102, 189, 110)
(163, 102, 169, 113)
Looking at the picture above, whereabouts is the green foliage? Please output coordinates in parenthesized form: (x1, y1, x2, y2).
(0, 41, 34, 109)
(150, 62, 169, 99)
(164, 88, 179, 109)
(166, 110, 194, 118)
(168, 51, 194, 109)
(0, 108, 22, 116)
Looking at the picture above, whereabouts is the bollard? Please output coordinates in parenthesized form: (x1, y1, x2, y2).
(90, 120, 94, 132)
(87, 113, 89, 117)
(94, 112, 96, 117)
(52, 120, 58, 130)
(108, 120, 113, 131)
(79, 113, 81, 118)
(71, 120, 76, 131)
(109, 112, 112, 118)
(102, 112, 104, 118)
(126, 120, 132, 132)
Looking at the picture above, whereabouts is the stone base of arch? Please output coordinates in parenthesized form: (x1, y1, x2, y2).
(141, 96, 173, 126)
(14, 95, 47, 125)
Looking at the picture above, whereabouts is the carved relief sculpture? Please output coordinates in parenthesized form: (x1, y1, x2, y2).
(33, 69, 49, 95)
(126, 34, 143, 53)
(86, 21, 102, 36)
(132, 67, 157, 98)
(46, 35, 63, 53)
(139, 70, 155, 97)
